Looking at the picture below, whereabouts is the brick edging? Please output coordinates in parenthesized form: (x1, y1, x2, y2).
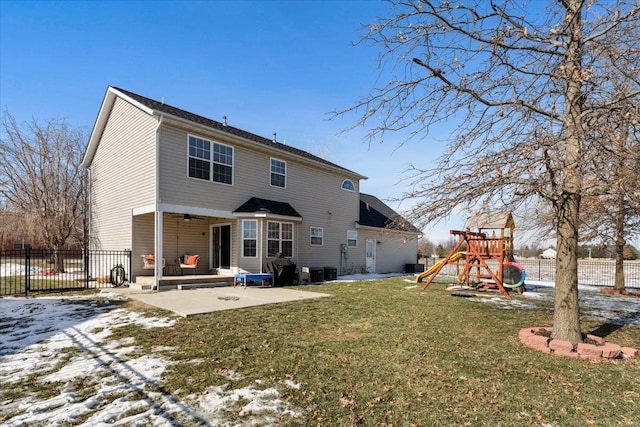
(519, 327, 638, 360)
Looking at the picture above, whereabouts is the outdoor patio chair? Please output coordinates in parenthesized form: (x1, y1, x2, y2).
(180, 254, 200, 274)
(141, 254, 165, 270)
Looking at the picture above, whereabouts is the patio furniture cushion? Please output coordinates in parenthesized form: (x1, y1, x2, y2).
(141, 254, 165, 269)
(180, 254, 200, 270)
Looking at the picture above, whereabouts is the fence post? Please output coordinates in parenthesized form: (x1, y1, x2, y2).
(84, 248, 90, 290)
(25, 247, 30, 298)
(538, 260, 541, 282)
(127, 249, 132, 284)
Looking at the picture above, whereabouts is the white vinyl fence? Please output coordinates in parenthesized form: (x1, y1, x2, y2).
(423, 257, 640, 288)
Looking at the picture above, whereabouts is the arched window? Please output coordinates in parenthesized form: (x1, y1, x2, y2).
(341, 179, 355, 192)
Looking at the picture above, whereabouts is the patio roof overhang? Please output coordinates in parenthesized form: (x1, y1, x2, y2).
(132, 204, 234, 219)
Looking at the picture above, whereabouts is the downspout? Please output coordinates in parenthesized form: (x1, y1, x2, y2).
(84, 167, 92, 287)
(85, 167, 91, 250)
(154, 114, 164, 289)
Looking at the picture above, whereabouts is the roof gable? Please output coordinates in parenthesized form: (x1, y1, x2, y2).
(83, 86, 366, 181)
(359, 193, 420, 233)
(233, 197, 302, 219)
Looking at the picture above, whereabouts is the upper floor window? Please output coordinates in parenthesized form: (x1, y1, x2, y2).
(267, 221, 293, 257)
(310, 226, 323, 246)
(188, 135, 233, 185)
(347, 230, 357, 248)
(341, 179, 355, 192)
(270, 158, 286, 188)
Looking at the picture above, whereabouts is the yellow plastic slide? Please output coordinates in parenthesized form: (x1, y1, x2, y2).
(416, 251, 466, 282)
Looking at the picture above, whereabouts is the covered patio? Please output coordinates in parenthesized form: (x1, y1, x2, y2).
(132, 209, 235, 285)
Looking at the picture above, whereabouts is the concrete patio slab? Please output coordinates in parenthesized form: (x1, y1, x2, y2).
(110, 286, 331, 317)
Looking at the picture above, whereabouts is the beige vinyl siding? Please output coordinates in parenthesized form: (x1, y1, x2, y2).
(90, 97, 157, 250)
(132, 214, 154, 277)
(157, 125, 360, 209)
(156, 124, 361, 270)
(356, 229, 419, 274)
(291, 165, 359, 270)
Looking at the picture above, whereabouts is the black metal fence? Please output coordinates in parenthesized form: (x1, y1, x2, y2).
(425, 257, 640, 288)
(0, 248, 132, 297)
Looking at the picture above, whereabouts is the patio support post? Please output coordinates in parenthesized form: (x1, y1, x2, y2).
(154, 210, 163, 287)
(153, 114, 164, 289)
(259, 220, 264, 273)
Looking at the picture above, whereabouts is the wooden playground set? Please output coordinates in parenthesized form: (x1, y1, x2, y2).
(416, 211, 526, 299)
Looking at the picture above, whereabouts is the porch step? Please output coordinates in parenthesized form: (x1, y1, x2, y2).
(133, 274, 234, 292)
(177, 282, 232, 290)
(128, 282, 154, 291)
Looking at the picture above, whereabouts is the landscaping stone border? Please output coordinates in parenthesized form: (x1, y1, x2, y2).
(601, 288, 640, 297)
(519, 327, 638, 360)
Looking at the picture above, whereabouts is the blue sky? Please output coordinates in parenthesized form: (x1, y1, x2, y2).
(1, 0, 482, 245)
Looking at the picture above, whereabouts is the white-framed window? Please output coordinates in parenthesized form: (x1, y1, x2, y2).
(188, 135, 233, 185)
(267, 221, 293, 257)
(242, 220, 257, 257)
(347, 230, 357, 248)
(341, 179, 355, 192)
(310, 226, 323, 246)
(270, 158, 286, 188)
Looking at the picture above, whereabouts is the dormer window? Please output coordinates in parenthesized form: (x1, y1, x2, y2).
(341, 179, 355, 192)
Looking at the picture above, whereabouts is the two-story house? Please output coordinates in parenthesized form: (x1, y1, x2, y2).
(82, 87, 420, 284)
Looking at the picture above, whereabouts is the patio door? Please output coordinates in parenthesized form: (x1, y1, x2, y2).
(365, 239, 376, 273)
(211, 224, 231, 270)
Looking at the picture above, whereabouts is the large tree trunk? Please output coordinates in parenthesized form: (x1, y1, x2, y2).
(613, 121, 629, 291)
(552, 0, 583, 345)
(614, 193, 626, 291)
(553, 202, 582, 344)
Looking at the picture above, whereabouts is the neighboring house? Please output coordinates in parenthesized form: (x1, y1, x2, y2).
(0, 211, 36, 250)
(540, 248, 557, 259)
(82, 86, 420, 283)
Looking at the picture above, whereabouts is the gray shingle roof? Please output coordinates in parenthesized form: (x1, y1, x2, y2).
(112, 87, 362, 177)
(359, 193, 420, 233)
(234, 197, 302, 218)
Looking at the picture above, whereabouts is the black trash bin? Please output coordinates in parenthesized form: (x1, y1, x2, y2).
(309, 267, 324, 283)
(323, 266, 337, 281)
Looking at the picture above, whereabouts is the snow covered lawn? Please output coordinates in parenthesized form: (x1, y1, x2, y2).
(0, 291, 303, 426)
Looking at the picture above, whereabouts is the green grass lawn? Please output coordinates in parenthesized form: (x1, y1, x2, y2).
(116, 277, 640, 426)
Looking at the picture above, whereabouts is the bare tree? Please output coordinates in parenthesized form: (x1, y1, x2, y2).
(0, 112, 88, 271)
(581, 99, 640, 289)
(417, 235, 435, 258)
(339, 1, 640, 343)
